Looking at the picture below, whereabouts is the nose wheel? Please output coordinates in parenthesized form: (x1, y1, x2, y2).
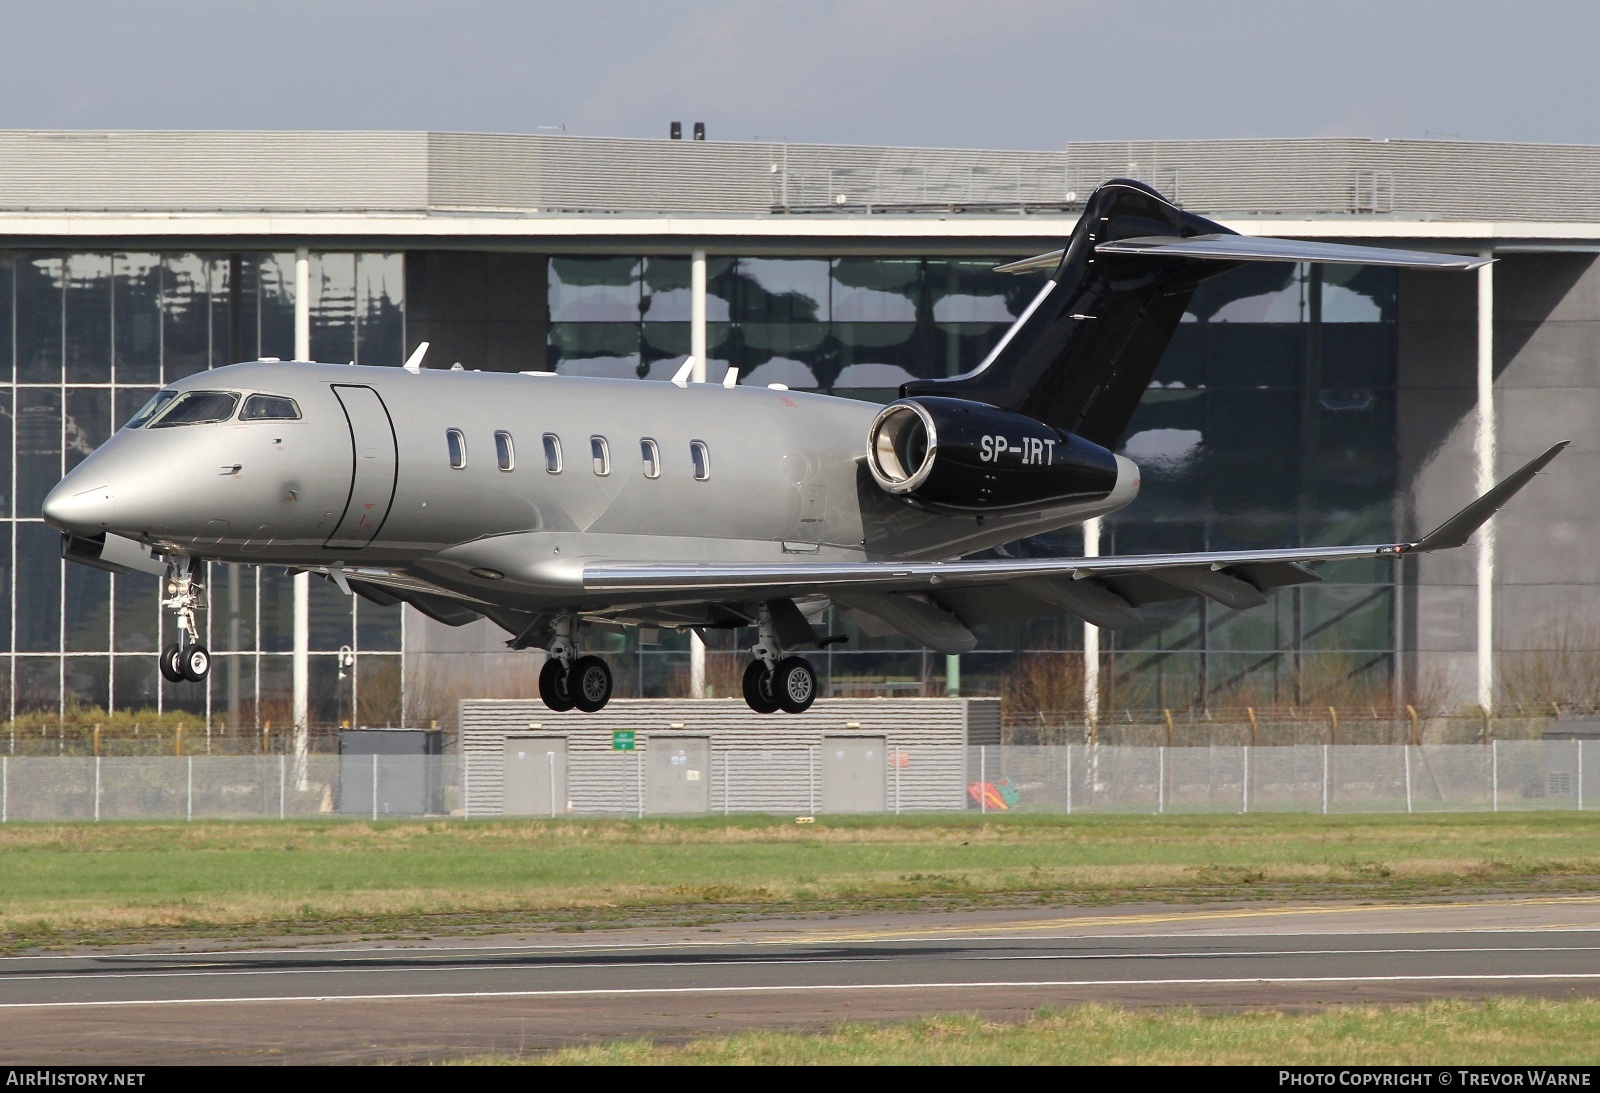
(158, 555, 210, 683)
(161, 642, 212, 683)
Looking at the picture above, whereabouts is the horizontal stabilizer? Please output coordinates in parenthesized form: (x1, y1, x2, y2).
(996, 237, 1486, 275)
(1098, 234, 1488, 269)
(1409, 441, 1569, 553)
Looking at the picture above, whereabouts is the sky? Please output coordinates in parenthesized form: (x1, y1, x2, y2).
(2, 1, 1598, 149)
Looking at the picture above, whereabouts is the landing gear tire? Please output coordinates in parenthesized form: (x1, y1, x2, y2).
(179, 644, 211, 683)
(742, 660, 780, 714)
(570, 655, 613, 713)
(159, 643, 184, 683)
(773, 656, 818, 714)
(538, 657, 576, 712)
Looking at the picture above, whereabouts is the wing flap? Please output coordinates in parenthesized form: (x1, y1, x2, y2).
(583, 543, 1389, 598)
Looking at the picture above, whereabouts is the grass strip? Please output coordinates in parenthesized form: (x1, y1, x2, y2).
(1, 812, 1598, 950)
(465, 999, 1600, 1066)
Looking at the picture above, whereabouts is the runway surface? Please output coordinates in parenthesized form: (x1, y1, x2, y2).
(6, 894, 1600, 1064)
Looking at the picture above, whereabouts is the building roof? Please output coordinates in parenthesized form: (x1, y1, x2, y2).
(3, 132, 1600, 248)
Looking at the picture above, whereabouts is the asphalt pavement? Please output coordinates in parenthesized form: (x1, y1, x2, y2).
(5, 895, 1600, 1064)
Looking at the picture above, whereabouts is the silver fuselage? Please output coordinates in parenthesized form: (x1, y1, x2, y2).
(43, 361, 1139, 620)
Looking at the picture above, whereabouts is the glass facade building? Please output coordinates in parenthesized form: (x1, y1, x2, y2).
(0, 246, 1398, 722)
(550, 255, 1399, 707)
(0, 252, 406, 725)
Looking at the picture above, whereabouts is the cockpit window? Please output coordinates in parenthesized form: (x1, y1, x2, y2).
(125, 390, 178, 429)
(240, 394, 302, 421)
(148, 391, 240, 428)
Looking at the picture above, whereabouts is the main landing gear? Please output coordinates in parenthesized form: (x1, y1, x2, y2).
(537, 616, 614, 713)
(740, 606, 817, 715)
(157, 556, 211, 684)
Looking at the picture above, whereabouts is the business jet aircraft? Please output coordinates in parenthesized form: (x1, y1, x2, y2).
(41, 180, 1564, 715)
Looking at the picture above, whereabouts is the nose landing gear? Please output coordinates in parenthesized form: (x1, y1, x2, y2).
(158, 556, 211, 683)
(536, 616, 614, 713)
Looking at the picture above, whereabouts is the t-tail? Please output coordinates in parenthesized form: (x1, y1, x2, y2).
(899, 178, 1487, 451)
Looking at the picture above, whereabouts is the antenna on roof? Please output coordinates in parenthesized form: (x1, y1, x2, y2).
(403, 342, 429, 373)
(671, 357, 698, 388)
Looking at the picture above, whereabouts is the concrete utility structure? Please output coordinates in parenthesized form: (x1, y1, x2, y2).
(0, 132, 1596, 723)
(459, 697, 1001, 816)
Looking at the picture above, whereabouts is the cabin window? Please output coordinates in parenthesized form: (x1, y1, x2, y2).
(542, 433, 562, 474)
(149, 391, 239, 428)
(640, 438, 661, 479)
(591, 436, 611, 476)
(446, 428, 467, 469)
(494, 430, 515, 471)
(240, 394, 302, 421)
(126, 390, 178, 429)
(690, 440, 710, 481)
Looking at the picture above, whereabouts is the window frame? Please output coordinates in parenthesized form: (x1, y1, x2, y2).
(446, 428, 467, 469)
(690, 439, 710, 481)
(640, 437, 661, 479)
(590, 435, 611, 477)
(542, 433, 563, 474)
(126, 390, 178, 429)
(147, 390, 240, 428)
(239, 393, 303, 422)
(494, 430, 515, 472)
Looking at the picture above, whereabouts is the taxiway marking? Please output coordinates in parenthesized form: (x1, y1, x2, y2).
(808, 894, 1600, 941)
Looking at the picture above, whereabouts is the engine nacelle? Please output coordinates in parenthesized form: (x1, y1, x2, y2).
(866, 396, 1121, 513)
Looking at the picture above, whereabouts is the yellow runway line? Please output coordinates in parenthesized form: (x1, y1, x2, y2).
(802, 894, 1600, 943)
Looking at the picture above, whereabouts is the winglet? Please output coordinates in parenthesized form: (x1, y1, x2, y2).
(403, 341, 429, 373)
(1409, 441, 1569, 553)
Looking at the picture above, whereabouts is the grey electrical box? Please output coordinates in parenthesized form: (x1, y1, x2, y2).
(338, 729, 445, 816)
(1544, 719, 1600, 741)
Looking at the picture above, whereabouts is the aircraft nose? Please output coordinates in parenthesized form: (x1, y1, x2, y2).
(42, 479, 116, 534)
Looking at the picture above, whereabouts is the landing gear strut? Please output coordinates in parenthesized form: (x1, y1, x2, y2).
(741, 606, 817, 714)
(537, 616, 614, 713)
(158, 556, 210, 683)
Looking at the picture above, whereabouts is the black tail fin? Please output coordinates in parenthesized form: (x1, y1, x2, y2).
(902, 179, 1235, 449)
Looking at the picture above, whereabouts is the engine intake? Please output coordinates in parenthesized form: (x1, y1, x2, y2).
(867, 396, 1120, 513)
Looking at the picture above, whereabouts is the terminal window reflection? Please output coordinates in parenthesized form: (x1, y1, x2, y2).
(548, 255, 1398, 706)
(0, 245, 1402, 723)
(548, 256, 1038, 394)
(0, 250, 406, 725)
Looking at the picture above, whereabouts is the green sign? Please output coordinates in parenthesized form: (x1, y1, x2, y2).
(611, 730, 636, 752)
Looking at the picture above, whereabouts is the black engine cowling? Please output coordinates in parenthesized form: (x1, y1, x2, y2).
(866, 396, 1120, 513)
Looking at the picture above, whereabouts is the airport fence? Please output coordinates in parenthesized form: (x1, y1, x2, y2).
(0, 742, 1594, 821)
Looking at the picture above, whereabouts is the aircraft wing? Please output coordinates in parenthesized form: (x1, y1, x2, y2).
(582, 442, 1566, 651)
